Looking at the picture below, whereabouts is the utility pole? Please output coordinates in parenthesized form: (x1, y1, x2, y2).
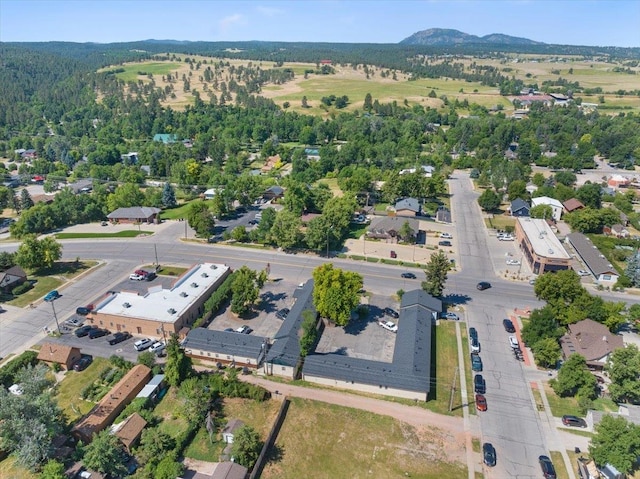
(50, 299, 61, 334)
(448, 368, 458, 412)
(154, 243, 159, 268)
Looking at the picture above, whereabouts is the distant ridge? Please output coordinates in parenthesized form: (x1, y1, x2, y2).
(400, 28, 544, 46)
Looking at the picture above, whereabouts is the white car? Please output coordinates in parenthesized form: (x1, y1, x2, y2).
(129, 273, 144, 281)
(149, 341, 166, 355)
(509, 336, 520, 349)
(498, 234, 515, 241)
(134, 338, 153, 351)
(578, 270, 590, 277)
(379, 320, 398, 333)
(440, 232, 453, 239)
(506, 259, 521, 266)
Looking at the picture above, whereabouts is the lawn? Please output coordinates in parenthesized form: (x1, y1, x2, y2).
(0, 456, 39, 479)
(484, 215, 516, 231)
(544, 382, 617, 418)
(154, 388, 190, 439)
(550, 451, 571, 479)
(428, 320, 464, 416)
(260, 397, 466, 479)
(54, 357, 110, 424)
(315, 177, 343, 197)
(6, 276, 62, 307)
(108, 61, 182, 82)
(54, 231, 152, 239)
(154, 265, 188, 277)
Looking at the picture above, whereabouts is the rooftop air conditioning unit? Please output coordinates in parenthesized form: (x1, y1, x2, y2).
(201, 273, 209, 278)
(167, 308, 176, 314)
(210, 265, 217, 270)
(123, 302, 131, 308)
(191, 282, 199, 288)
(180, 292, 188, 297)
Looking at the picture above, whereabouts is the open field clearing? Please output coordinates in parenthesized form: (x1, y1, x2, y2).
(261, 397, 467, 479)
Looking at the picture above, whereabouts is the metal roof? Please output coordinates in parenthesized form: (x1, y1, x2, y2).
(182, 327, 268, 361)
(566, 233, 618, 277)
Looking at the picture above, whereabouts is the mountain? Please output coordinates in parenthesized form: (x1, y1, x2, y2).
(400, 28, 544, 46)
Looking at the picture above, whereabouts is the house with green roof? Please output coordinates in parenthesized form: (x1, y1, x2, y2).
(152, 133, 177, 144)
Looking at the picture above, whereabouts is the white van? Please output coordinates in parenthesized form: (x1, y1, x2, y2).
(509, 336, 520, 349)
(149, 341, 166, 355)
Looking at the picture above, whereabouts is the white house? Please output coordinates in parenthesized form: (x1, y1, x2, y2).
(203, 188, 218, 200)
(531, 196, 563, 221)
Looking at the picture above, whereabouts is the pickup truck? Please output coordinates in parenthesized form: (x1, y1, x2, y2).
(378, 320, 398, 333)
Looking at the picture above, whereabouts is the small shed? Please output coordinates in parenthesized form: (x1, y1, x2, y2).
(222, 419, 245, 444)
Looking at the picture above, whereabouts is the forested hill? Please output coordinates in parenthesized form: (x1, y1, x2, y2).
(400, 28, 543, 46)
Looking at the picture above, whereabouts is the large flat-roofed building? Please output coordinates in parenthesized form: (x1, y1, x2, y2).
(89, 263, 231, 338)
(182, 328, 268, 369)
(515, 218, 571, 274)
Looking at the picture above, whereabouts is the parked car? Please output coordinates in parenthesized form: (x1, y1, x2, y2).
(578, 270, 590, 277)
(497, 233, 515, 241)
(129, 273, 144, 281)
(65, 317, 84, 327)
(384, 307, 399, 319)
(438, 240, 452, 247)
(276, 308, 290, 320)
(88, 328, 110, 339)
(379, 320, 398, 333)
(538, 455, 557, 479)
(506, 259, 521, 266)
(440, 232, 453, 239)
(476, 281, 491, 290)
(562, 415, 587, 428)
(236, 325, 253, 334)
(474, 374, 486, 394)
(401, 272, 416, 279)
(442, 312, 459, 320)
(529, 278, 537, 285)
(503, 319, 516, 333)
(73, 356, 92, 371)
(76, 306, 93, 316)
(470, 337, 481, 353)
(509, 336, 520, 349)
(469, 327, 478, 343)
(75, 325, 95, 338)
(224, 327, 235, 332)
(482, 443, 496, 467)
(108, 331, 132, 345)
(149, 341, 166, 355)
(475, 393, 487, 411)
(390, 250, 397, 259)
(134, 338, 154, 351)
(44, 290, 60, 302)
(471, 353, 483, 372)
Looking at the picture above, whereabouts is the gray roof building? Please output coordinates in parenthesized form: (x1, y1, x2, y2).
(367, 216, 419, 239)
(302, 289, 441, 400)
(394, 197, 421, 215)
(182, 327, 268, 367)
(510, 198, 530, 217)
(107, 206, 161, 222)
(560, 318, 623, 368)
(566, 233, 618, 280)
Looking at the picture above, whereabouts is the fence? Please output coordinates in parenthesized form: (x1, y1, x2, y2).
(249, 396, 290, 479)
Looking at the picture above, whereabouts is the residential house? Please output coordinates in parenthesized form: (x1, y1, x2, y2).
(152, 133, 177, 144)
(304, 148, 320, 159)
(366, 217, 419, 242)
(261, 154, 281, 173)
(393, 198, 421, 217)
(603, 224, 629, 238)
(182, 327, 268, 369)
(566, 233, 619, 283)
(203, 188, 219, 200)
(301, 289, 441, 401)
(263, 185, 284, 200)
(67, 179, 93, 194)
(37, 343, 82, 371)
(399, 165, 436, 177)
(607, 174, 630, 190)
(210, 462, 248, 479)
(106, 206, 161, 224)
(619, 212, 629, 227)
(21, 149, 37, 160)
(563, 198, 585, 214)
(504, 149, 518, 161)
(112, 413, 147, 453)
(0, 265, 27, 293)
(509, 198, 530, 217)
(559, 319, 624, 369)
(531, 196, 563, 221)
(120, 152, 138, 164)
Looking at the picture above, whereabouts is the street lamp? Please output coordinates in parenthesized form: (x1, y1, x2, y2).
(47, 298, 61, 334)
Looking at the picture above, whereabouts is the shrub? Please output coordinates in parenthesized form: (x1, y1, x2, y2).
(0, 350, 38, 387)
(193, 272, 236, 328)
(11, 281, 33, 296)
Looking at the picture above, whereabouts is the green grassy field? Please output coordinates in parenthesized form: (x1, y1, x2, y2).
(261, 397, 466, 479)
(430, 321, 465, 416)
(155, 388, 190, 438)
(0, 456, 39, 479)
(161, 200, 216, 220)
(55, 357, 110, 424)
(7, 276, 62, 307)
(54, 231, 152, 239)
(544, 382, 617, 418)
(110, 62, 182, 82)
(550, 451, 571, 479)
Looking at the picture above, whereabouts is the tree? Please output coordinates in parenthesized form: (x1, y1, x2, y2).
(422, 250, 450, 298)
(187, 201, 215, 237)
(534, 270, 584, 304)
(532, 172, 546, 188)
(363, 92, 373, 111)
(531, 337, 561, 368)
(15, 234, 63, 271)
(589, 415, 640, 474)
(606, 345, 640, 403)
(154, 454, 184, 479)
(106, 183, 145, 211)
(551, 354, 597, 398)
(83, 430, 127, 478)
(230, 266, 259, 316)
(40, 459, 66, 479)
(507, 180, 528, 201)
(230, 425, 262, 468)
(576, 182, 602, 209)
(477, 188, 500, 211)
(626, 251, 640, 287)
(137, 351, 156, 370)
(20, 188, 34, 211)
(164, 334, 192, 387)
(521, 306, 563, 347)
(0, 251, 16, 270)
(231, 225, 248, 242)
(270, 210, 303, 250)
(529, 204, 553, 220)
(301, 96, 309, 108)
(554, 171, 577, 186)
(161, 182, 177, 208)
(398, 220, 416, 243)
(312, 263, 363, 326)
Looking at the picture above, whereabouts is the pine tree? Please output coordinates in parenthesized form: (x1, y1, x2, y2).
(20, 189, 33, 211)
(161, 182, 177, 208)
(422, 250, 451, 298)
(626, 250, 640, 287)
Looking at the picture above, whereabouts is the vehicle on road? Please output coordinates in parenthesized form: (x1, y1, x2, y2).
(471, 353, 483, 372)
(441, 312, 459, 320)
(482, 442, 496, 467)
(578, 270, 590, 277)
(88, 328, 110, 339)
(529, 278, 536, 285)
(149, 341, 166, 355)
(73, 356, 92, 371)
(108, 331, 132, 345)
(509, 336, 520, 349)
(503, 319, 516, 333)
(384, 307, 399, 319)
(401, 272, 416, 279)
(440, 232, 453, 239)
(276, 308, 290, 320)
(475, 394, 487, 411)
(438, 240, 452, 247)
(506, 259, 521, 265)
(538, 455, 556, 479)
(134, 338, 154, 351)
(76, 306, 92, 316)
(562, 415, 587, 428)
(44, 290, 60, 302)
(74, 325, 95, 337)
(236, 325, 253, 334)
(379, 320, 398, 333)
(470, 337, 481, 353)
(476, 281, 491, 290)
(474, 374, 486, 394)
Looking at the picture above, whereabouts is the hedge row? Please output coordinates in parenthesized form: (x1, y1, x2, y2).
(192, 271, 237, 329)
(0, 350, 39, 387)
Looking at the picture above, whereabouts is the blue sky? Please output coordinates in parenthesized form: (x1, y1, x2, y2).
(1, 0, 639, 47)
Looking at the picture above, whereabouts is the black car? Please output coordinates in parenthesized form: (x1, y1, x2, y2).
(276, 308, 290, 320)
(539, 455, 556, 479)
(108, 331, 132, 345)
(438, 240, 452, 247)
(476, 281, 491, 290)
(474, 374, 486, 394)
(401, 272, 416, 279)
(384, 307, 399, 319)
(88, 328, 110, 339)
(73, 356, 92, 371)
(76, 306, 92, 316)
(482, 443, 496, 467)
(503, 318, 516, 333)
(74, 325, 95, 337)
(469, 327, 478, 342)
(562, 415, 587, 428)
(471, 353, 483, 372)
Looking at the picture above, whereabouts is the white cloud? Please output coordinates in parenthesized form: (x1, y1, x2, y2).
(256, 6, 284, 17)
(218, 13, 246, 33)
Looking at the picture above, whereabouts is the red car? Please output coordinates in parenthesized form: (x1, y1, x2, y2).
(475, 394, 487, 411)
